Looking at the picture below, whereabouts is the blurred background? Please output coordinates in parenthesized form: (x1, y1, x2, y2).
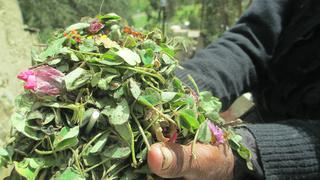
(0, 0, 251, 177)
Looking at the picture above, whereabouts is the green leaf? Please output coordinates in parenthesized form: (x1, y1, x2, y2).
(102, 99, 130, 125)
(39, 37, 66, 60)
(178, 109, 199, 129)
(98, 74, 118, 90)
(27, 110, 43, 120)
(117, 48, 141, 66)
(114, 122, 133, 145)
(70, 51, 80, 61)
(98, 13, 121, 21)
(64, 68, 91, 91)
(91, 71, 102, 87)
(237, 144, 253, 170)
(197, 121, 212, 143)
(90, 133, 109, 154)
(52, 167, 85, 180)
(53, 126, 79, 151)
(168, 77, 184, 93)
(139, 49, 154, 65)
(11, 112, 44, 140)
(199, 91, 222, 122)
(102, 145, 131, 159)
(129, 78, 141, 99)
(0, 147, 13, 167)
(141, 39, 159, 50)
(14, 158, 42, 180)
(161, 92, 178, 103)
(124, 35, 137, 48)
(160, 43, 175, 57)
(79, 39, 98, 52)
(42, 112, 55, 125)
(65, 23, 90, 32)
(137, 88, 161, 107)
(99, 50, 123, 65)
(15, 93, 34, 114)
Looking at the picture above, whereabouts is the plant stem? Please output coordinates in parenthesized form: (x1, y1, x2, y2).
(191, 128, 200, 159)
(187, 74, 200, 95)
(35, 149, 54, 155)
(118, 66, 165, 84)
(150, 106, 176, 125)
(128, 123, 138, 167)
(141, 75, 162, 92)
(47, 136, 57, 158)
(131, 104, 151, 150)
(84, 158, 110, 173)
(69, 48, 103, 57)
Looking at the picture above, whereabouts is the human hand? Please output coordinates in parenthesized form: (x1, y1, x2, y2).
(148, 142, 235, 180)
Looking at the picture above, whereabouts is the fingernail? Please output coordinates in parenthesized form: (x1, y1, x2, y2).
(160, 147, 173, 170)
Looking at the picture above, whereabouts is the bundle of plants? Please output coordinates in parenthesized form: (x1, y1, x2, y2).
(0, 13, 252, 179)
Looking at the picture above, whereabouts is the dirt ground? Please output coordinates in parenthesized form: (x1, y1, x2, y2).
(0, 0, 34, 177)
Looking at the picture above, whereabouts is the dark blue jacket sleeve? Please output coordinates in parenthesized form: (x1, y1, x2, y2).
(176, 0, 293, 110)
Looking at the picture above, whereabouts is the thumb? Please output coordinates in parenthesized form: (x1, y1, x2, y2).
(148, 142, 192, 178)
(148, 142, 234, 179)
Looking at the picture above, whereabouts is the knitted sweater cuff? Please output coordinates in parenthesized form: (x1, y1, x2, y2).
(247, 120, 320, 179)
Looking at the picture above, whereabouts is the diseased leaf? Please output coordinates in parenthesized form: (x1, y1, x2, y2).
(117, 48, 141, 66)
(161, 53, 175, 65)
(102, 99, 130, 125)
(129, 78, 141, 99)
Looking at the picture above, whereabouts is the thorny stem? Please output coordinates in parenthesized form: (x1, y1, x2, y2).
(131, 103, 151, 150)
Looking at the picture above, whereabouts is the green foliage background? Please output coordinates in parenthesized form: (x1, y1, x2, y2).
(18, 0, 252, 45)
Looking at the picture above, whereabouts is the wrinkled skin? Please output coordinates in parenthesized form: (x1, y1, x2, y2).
(148, 142, 234, 180)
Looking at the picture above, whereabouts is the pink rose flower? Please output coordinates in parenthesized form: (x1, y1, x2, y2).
(207, 120, 224, 144)
(17, 65, 65, 95)
(89, 19, 104, 34)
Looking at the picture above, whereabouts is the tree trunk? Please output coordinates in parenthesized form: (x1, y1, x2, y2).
(220, 0, 230, 30)
(236, 0, 243, 17)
